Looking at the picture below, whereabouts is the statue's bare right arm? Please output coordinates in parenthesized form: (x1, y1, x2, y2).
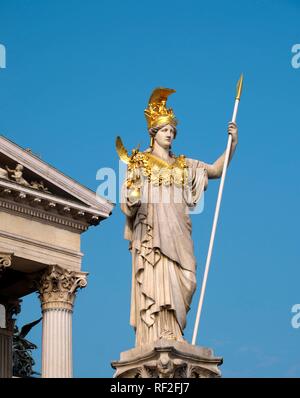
(204, 122, 238, 179)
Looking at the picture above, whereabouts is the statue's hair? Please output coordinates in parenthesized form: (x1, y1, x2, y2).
(145, 123, 177, 156)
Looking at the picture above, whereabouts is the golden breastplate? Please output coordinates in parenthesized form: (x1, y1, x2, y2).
(127, 152, 188, 187)
(115, 137, 189, 188)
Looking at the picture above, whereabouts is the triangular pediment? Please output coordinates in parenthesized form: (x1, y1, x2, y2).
(0, 135, 114, 228)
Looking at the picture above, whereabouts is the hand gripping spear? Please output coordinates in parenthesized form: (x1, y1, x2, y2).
(192, 74, 244, 345)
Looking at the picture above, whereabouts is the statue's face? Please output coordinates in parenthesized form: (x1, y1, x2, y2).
(154, 124, 175, 149)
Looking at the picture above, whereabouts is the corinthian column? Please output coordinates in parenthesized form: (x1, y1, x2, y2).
(37, 265, 87, 378)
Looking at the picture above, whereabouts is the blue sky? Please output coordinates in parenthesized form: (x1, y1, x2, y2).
(0, 0, 299, 377)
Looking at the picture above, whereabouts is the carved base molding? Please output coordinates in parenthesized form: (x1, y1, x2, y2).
(111, 339, 223, 378)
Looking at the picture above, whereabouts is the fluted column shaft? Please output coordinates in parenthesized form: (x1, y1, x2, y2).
(38, 265, 87, 378)
(42, 308, 72, 377)
(0, 328, 13, 378)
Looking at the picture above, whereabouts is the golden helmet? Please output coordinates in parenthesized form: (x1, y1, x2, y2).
(144, 87, 178, 130)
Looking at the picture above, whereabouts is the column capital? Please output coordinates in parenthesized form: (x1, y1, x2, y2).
(0, 252, 13, 276)
(37, 265, 88, 312)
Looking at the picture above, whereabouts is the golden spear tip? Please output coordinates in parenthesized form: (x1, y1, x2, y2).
(236, 73, 244, 101)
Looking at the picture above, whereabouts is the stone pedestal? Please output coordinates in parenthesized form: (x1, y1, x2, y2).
(37, 265, 87, 378)
(111, 339, 223, 378)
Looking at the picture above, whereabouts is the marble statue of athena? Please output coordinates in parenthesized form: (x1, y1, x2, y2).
(117, 87, 238, 347)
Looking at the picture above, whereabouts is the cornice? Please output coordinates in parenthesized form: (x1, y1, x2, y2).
(0, 135, 114, 217)
(0, 182, 98, 232)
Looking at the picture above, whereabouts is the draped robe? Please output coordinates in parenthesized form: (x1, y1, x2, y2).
(121, 157, 208, 346)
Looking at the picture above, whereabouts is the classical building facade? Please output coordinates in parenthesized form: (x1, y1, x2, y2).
(0, 135, 114, 378)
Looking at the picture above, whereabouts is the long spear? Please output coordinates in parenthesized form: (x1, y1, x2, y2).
(192, 74, 244, 345)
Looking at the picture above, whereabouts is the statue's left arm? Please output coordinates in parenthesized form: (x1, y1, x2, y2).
(204, 122, 238, 179)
